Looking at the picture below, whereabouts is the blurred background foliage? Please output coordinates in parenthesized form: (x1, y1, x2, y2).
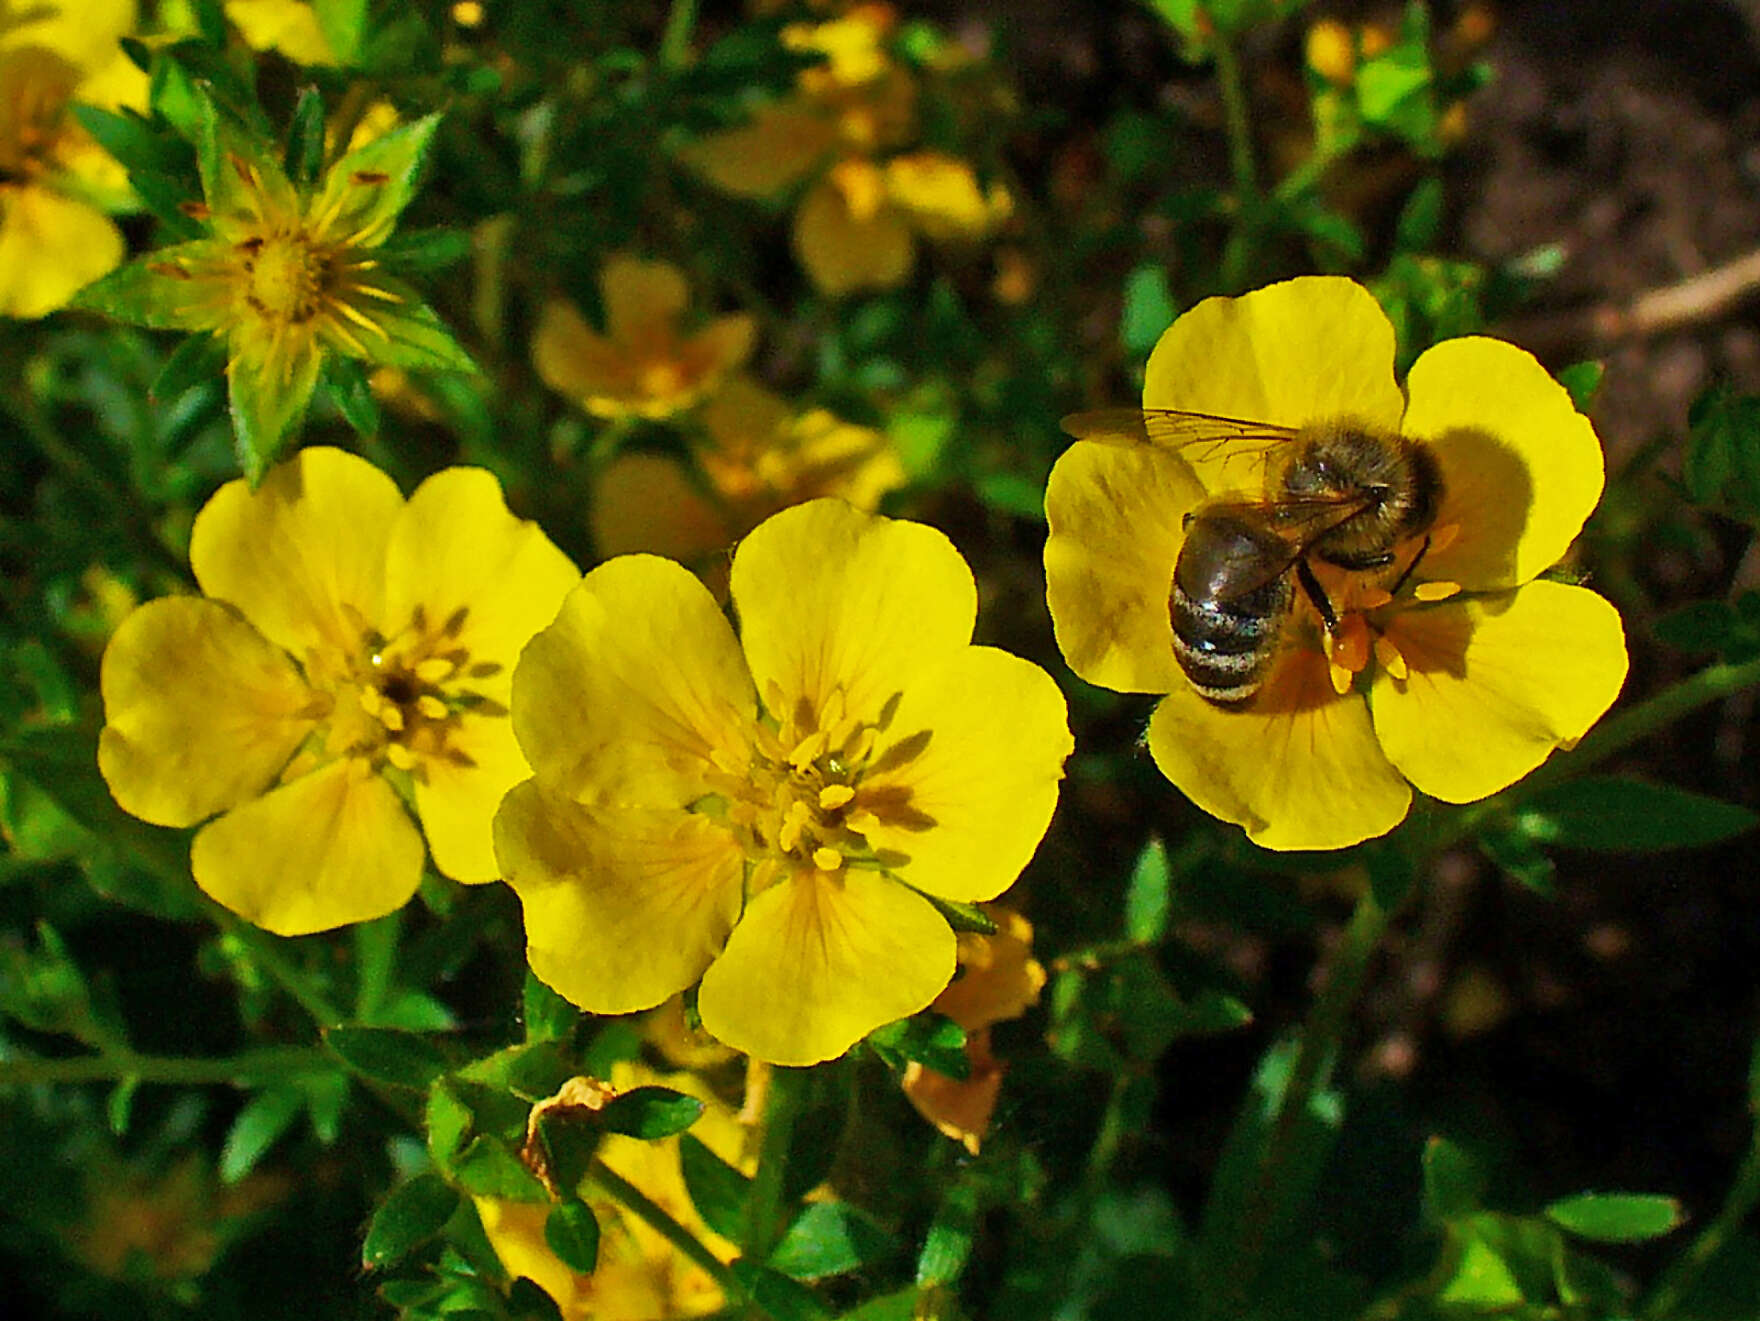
(8, 1, 1760, 1318)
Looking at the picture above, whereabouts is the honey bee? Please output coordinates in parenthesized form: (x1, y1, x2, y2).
(1061, 408, 1444, 705)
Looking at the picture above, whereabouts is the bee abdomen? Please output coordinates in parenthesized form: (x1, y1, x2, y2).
(1170, 576, 1290, 704)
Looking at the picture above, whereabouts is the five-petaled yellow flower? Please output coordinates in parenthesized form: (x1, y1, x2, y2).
(75, 95, 471, 474)
(1044, 276, 1628, 851)
(495, 499, 1072, 1065)
(98, 447, 577, 935)
(0, 0, 145, 318)
(679, 4, 1011, 296)
(533, 255, 755, 422)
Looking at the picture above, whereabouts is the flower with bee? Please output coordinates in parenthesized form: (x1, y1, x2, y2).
(1044, 276, 1628, 851)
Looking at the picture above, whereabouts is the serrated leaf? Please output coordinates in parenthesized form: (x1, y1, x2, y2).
(729, 1260, 830, 1321)
(598, 1086, 705, 1140)
(1124, 836, 1172, 944)
(1515, 777, 1758, 853)
(769, 1201, 898, 1280)
(220, 1085, 304, 1183)
(679, 1133, 752, 1242)
(543, 1198, 600, 1274)
(1545, 1192, 1683, 1243)
(1422, 1136, 1484, 1221)
(363, 1172, 459, 1269)
(324, 1025, 451, 1090)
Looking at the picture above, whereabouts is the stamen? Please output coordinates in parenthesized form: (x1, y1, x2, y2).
(385, 743, 416, 771)
(1374, 635, 1410, 680)
(1414, 580, 1461, 602)
(415, 657, 455, 683)
(416, 695, 449, 721)
(812, 847, 844, 872)
(1356, 587, 1394, 610)
(1430, 523, 1462, 554)
(819, 784, 855, 810)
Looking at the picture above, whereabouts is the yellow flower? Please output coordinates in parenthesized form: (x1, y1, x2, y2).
(224, 0, 337, 64)
(533, 255, 755, 421)
(902, 905, 1044, 1154)
(75, 94, 469, 475)
(1044, 276, 1628, 851)
(475, 1063, 745, 1321)
(98, 447, 578, 934)
(496, 499, 1072, 1065)
(678, 7, 1009, 296)
(0, 0, 145, 318)
(590, 375, 907, 567)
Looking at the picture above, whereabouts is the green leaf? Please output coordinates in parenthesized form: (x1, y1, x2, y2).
(452, 1135, 548, 1202)
(543, 1199, 601, 1274)
(314, 0, 371, 64)
(219, 1085, 304, 1183)
(1422, 1136, 1485, 1221)
(314, 114, 444, 248)
(1556, 360, 1605, 412)
(522, 971, 580, 1043)
(229, 341, 324, 483)
(1124, 836, 1172, 944)
(532, 1111, 601, 1196)
(71, 105, 189, 177)
(197, 91, 296, 229)
(1514, 777, 1759, 853)
(1393, 176, 1444, 252)
(1545, 1192, 1683, 1243)
(362, 1172, 459, 1269)
(322, 354, 382, 438)
(598, 1086, 705, 1140)
(729, 1261, 831, 1321)
(151, 331, 227, 402)
(285, 86, 327, 188)
(1121, 264, 1176, 356)
(426, 1079, 476, 1170)
(769, 1201, 898, 1280)
(377, 228, 475, 274)
(867, 1014, 969, 1081)
(916, 1179, 977, 1287)
(361, 295, 478, 374)
(679, 1133, 752, 1242)
(73, 245, 222, 330)
(916, 893, 998, 935)
(324, 1025, 452, 1090)
(1477, 825, 1557, 896)
(1686, 385, 1760, 517)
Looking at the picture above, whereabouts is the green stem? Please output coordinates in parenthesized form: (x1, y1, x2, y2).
(743, 1065, 806, 1262)
(589, 1159, 745, 1299)
(0, 1044, 326, 1088)
(1643, 1135, 1760, 1319)
(1212, 36, 1259, 197)
(211, 908, 347, 1028)
(1233, 887, 1391, 1294)
(1434, 652, 1760, 851)
(658, 0, 699, 71)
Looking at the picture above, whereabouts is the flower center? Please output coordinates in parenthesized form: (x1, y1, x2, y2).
(300, 604, 506, 777)
(703, 688, 898, 879)
(240, 233, 330, 324)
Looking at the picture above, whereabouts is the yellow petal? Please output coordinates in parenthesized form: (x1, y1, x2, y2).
(384, 466, 579, 685)
(730, 500, 975, 726)
(532, 297, 638, 409)
(511, 555, 755, 804)
(600, 254, 689, 348)
(0, 185, 124, 319)
(590, 452, 735, 563)
(98, 597, 316, 827)
(934, 909, 1045, 1031)
(859, 646, 1070, 902)
(190, 757, 425, 934)
(1142, 276, 1406, 456)
(1145, 648, 1412, 851)
(1401, 337, 1606, 590)
(1044, 439, 1202, 693)
(414, 712, 529, 884)
(677, 101, 838, 198)
(884, 151, 1003, 241)
(902, 1028, 1004, 1155)
(679, 312, 758, 386)
(697, 868, 957, 1065)
(190, 446, 402, 658)
(224, 0, 337, 64)
(1370, 581, 1628, 803)
(1, 0, 136, 69)
(793, 176, 914, 296)
(472, 1198, 595, 1316)
(495, 780, 745, 1015)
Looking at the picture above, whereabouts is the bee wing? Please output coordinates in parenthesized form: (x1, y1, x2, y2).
(1061, 407, 1302, 487)
(1201, 492, 1382, 552)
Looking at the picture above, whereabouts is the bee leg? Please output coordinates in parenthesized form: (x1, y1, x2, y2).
(1388, 534, 1434, 597)
(1295, 557, 1340, 633)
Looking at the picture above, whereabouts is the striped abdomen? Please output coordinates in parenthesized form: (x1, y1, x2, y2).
(1170, 511, 1295, 704)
